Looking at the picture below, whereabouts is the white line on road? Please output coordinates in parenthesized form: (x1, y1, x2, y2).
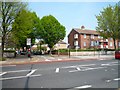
(45, 59, 51, 61)
(98, 59, 105, 61)
(76, 67, 81, 70)
(26, 69, 37, 76)
(0, 65, 16, 67)
(58, 58, 62, 60)
(113, 78, 120, 81)
(6, 69, 30, 73)
(74, 85, 92, 89)
(69, 67, 106, 73)
(101, 64, 110, 66)
(62, 64, 95, 69)
(55, 68, 60, 73)
(0, 72, 7, 76)
(0, 74, 41, 81)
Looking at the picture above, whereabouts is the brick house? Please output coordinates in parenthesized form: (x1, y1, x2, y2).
(68, 26, 120, 49)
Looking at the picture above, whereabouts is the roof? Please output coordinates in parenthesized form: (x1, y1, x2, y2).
(73, 28, 100, 35)
(58, 40, 67, 44)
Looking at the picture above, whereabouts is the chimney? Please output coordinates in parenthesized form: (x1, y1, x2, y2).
(81, 26, 85, 30)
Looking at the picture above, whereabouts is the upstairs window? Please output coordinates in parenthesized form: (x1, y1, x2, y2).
(84, 34, 86, 38)
(98, 35, 100, 39)
(110, 42, 112, 47)
(84, 42, 86, 46)
(91, 34, 94, 39)
(74, 40, 78, 46)
(91, 41, 94, 46)
(119, 42, 120, 46)
(74, 34, 78, 39)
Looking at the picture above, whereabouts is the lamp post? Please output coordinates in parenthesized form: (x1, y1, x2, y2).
(75, 46, 79, 56)
(67, 44, 70, 58)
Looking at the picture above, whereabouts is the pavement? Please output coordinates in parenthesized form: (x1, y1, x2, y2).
(0, 54, 116, 66)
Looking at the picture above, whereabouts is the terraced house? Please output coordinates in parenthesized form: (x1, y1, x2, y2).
(68, 26, 120, 49)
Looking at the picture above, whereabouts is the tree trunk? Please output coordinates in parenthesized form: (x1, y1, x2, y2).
(113, 38, 116, 50)
(2, 35, 5, 60)
(49, 48, 52, 55)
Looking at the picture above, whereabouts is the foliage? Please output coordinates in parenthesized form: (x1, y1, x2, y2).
(38, 15, 66, 51)
(96, 4, 119, 50)
(4, 50, 15, 53)
(12, 10, 39, 49)
(0, 1, 27, 57)
(0, 57, 6, 61)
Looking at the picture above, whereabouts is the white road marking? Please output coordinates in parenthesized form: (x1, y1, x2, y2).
(26, 69, 36, 76)
(113, 78, 120, 81)
(111, 69, 115, 71)
(106, 80, 111, 83)
(58, 58, 62, 60)
(45, 59, 51, 61)
(0, 65, 16, 67)
(62, 66, 77, 69)
(0, 74, 41, 81)
(74, 85, 92, 89)
(62, 64, 95, 69)
(0, 72, 7, 76)
(78, 64, 96, 67)
(109, 62, 118, 64)
(6, 69, 30, 73)
(101, 64, 110, 66)
(55, 68, 60, 73)
(105, 69, 108, 71)
(99, 59, 104, 61)
(76, 67, 81, 70)
(69, 67, 106, 73)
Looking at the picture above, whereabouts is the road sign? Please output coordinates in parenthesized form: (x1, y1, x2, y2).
(27, 38, 31, 45)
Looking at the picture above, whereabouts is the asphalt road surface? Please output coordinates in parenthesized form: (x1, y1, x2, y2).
(1, 58, 120, 89)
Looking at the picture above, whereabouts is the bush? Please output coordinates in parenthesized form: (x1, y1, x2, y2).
(4, 50, 16, 53)
(0, 57, 6, 61)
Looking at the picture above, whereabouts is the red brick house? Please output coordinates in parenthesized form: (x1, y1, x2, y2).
(68, 26, 120, 49)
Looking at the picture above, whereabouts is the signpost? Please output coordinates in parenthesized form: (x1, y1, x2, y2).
(27, 38, 31, 46)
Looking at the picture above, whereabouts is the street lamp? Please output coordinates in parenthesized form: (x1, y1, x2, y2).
(75, 46, 79, 56)
(67, 44, 70, 58)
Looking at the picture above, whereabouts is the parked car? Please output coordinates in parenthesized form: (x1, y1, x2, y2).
(115, 50, 120, 59)
(33, 51, 42, 55)
(20, 51, 26, 55)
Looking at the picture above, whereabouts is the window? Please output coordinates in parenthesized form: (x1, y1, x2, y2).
(91, 41, 94, 46)
(110, 42, 112, 47)
(84, 34, 86, 38)
(110, 38, 112, 40)
(119, 42, 120, 46)
(106, 39, 108, 42)
(91, 34, 94, 39)
(98, 35, 100, 39)
(74, 34, 78, 39)
(100, 36, 103, 39)
(74, 41, 78, 46)
(84, 42, 86, 46)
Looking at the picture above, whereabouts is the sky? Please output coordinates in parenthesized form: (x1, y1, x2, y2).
(28, 2, 117, 43)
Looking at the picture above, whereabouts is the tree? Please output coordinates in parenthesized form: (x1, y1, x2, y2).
(38, 15, 66, 54)
(12, 10, 38, 50)
(0, 1, 27, 58)
(96, 4, 119, 50)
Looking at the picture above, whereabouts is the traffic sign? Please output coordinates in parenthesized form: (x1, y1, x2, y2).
(27, 38, 31, 45)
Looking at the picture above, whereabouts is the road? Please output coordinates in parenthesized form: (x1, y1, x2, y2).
(1, 57, 120, 89)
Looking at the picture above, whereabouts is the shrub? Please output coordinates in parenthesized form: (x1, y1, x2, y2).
(0, 57, 6, 61)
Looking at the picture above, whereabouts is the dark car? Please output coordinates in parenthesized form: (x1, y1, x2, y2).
(115, 50, 120, 59)
(20, 51, 26, 55)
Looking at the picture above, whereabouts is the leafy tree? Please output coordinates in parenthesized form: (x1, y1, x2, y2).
(96, 4, 119, 50)
(38, 15, 66, 54)
(0, 1, 27, 58)
(12, 9, 33, 49)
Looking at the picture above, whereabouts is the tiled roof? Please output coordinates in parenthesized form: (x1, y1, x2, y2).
(73, 28, 100, 35)
(58, 40, 67, 44)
